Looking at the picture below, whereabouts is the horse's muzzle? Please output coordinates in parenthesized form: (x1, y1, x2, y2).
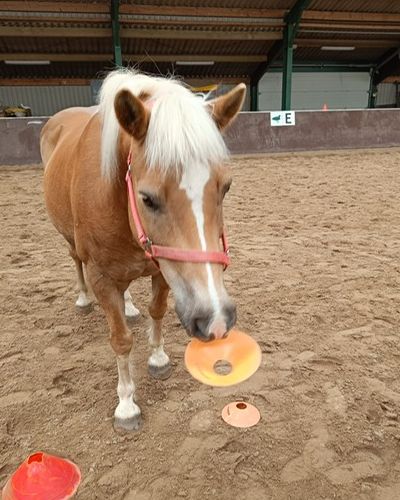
(178, 302, 237, 342)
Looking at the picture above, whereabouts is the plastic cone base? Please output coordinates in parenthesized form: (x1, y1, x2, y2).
(184, 329, 261, 387)
(221, 401, 261, 428)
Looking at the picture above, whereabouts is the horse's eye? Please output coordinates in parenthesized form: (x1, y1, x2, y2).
(141, 194, 158, 211)
(222, 181, 232, 198)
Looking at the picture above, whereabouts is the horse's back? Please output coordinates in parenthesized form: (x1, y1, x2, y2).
(41, 106, 98, 165)
(42, 106, 99, 246)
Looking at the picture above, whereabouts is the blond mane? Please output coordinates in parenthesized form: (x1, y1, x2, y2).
(98, 69, 228, 179)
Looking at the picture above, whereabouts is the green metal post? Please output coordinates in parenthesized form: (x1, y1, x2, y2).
(251, 0, 311, 98)
(250, 80, 258, 111)
(280, 0, 311, 111)
(111, 0, 122, 67)
(281, 24, 294, 111)
(368, 68, 377, 108)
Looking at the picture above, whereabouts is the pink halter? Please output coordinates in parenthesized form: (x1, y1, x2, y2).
(125, 152, 230, 268)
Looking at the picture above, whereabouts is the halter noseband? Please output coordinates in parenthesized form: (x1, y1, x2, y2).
(125, 152, 230, 269)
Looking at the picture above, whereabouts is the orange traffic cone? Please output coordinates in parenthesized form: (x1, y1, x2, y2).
(2, 452, 81, 499)
(322, 103, 328, 111)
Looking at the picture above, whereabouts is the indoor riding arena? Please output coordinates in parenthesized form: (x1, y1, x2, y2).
(1, 2, 400, 500)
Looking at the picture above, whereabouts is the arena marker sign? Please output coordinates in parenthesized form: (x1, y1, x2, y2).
(270, 111, 296, 127)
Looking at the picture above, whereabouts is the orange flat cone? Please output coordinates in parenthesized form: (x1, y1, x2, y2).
(184, 329, 261, 387)
(322, 103, 328, 111)
(2, 452, 81, 500)
(222, 401, 261, 428)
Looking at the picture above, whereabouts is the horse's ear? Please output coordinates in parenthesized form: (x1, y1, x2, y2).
(207, 83, 246, 130)
(114, 89, 150, 142)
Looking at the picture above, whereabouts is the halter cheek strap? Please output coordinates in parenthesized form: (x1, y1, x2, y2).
(125, 152, 230, 268)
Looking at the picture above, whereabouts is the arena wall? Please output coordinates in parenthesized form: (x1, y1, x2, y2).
(1, 109, 400, 165)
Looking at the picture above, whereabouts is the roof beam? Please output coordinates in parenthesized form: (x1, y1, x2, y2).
(269, 64, 370, 72)
(121, 28, 281, 40)
(303, 10, 400, 23)
(0, 26, 111, 37)
(376, 47, 400, 69)
(300, 21, 400, 30)
(296, 38, 399, 49)
(374, 56, 400, 84)
(120, 5, 284, 18)
(373, 47, 400, 84)
(185, 77, 250, 85)
(0, 54, 268, 63)
(0, 26, 281, 40)
(0, 14, 108, 23)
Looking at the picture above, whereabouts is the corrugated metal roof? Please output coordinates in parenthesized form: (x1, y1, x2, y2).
(45, 0, 108, 3)
(2, 0, 400, 81)
(121, 1, 295, 8)
(294, 46, 386, 64)
(0, 61, 111, 79)
(309, 1, 400, 14)
(124, 38, 273, 56)
(297, 31, 400, 41)
(0, 37, 113, 54)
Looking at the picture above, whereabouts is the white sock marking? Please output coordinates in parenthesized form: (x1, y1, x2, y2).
(124, 289, 140, 318)
(114, 355, 140, 421)
(148, 320, 170, 368)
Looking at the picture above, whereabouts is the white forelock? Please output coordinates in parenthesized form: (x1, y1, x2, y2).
(98, 68, 228, 180)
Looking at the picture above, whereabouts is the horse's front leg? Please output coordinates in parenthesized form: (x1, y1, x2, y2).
(86, 263, 141, 431)
(147, 273, 172, 380)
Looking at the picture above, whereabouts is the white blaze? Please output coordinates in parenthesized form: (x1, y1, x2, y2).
(179, 163, 220, 314)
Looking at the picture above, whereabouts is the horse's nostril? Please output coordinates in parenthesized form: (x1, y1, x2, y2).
(224, 303, 237, 330)
(193, 316, 209, 338)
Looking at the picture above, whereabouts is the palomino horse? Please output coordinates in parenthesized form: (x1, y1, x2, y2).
(41, 70, 245, 431)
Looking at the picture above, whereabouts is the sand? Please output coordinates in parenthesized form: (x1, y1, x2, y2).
(1, 150, 400, 499)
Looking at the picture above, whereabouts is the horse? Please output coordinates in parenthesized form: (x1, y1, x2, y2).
(40, 69, 246, 431)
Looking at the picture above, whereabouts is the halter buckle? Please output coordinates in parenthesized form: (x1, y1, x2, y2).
(143, 237, 153, 251)
(142, 237, 155, 261)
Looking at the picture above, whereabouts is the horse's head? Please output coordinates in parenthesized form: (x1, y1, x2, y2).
(113, 81, 245, 341)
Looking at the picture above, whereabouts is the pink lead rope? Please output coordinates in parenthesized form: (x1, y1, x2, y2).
(125, 152, 230, 268)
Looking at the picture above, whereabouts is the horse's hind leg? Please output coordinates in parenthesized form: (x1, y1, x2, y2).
(124, 288, 140, 320)
(86, 262, 141, 432)
(147, 273, 172, 380)
(69, 247, 91, 308)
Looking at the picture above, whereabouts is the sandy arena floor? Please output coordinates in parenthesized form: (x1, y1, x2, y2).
(1, 150, 400, 499)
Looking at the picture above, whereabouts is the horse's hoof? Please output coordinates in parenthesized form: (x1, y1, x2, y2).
(148, 362, 173, 380)
(75, 303, 93, 315)
(114, 414, 142, 432)
(125, 303, 140, 321)
(126, 313, 141, 325)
